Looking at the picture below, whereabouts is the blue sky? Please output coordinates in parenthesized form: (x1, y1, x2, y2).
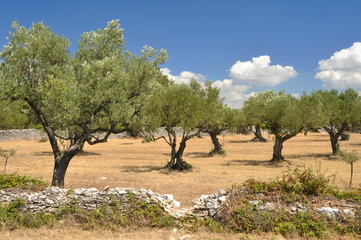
(1, 0, 361, 107)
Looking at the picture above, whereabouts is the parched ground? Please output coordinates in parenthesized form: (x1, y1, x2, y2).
(1, 132, 361, 240)
(1, 132, 360, 208)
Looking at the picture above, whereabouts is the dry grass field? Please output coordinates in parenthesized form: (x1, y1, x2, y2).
(1, 132, 361, 206)
(1, 132, 360, 240)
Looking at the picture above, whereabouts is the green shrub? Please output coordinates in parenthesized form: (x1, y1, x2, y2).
(0, 173, 47, 189)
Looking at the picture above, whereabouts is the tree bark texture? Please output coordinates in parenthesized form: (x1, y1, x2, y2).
(209, 131, 223, 154)
(166, 140, 191, 170)
(51, 140, 85, 187)
(27, 100, 86, 187)
(251, 124, 267, 142)
(271, 135, 285, 162)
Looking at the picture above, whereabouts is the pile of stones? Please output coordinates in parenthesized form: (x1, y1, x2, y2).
(0, 187, 226, 219)
(0, 187, 358, 220)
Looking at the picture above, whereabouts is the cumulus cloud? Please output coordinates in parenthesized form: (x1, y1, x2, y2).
(160, 68, 206, 84)
(211, 79, 251, 107)
(315, 42, 361, 89)
(229, 55, 297, 86)
(160, 55, 297, 108)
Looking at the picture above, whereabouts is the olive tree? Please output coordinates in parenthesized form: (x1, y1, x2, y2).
(199, 82, 239, 155)
(0, 20, 167, 186)
(308, 89, 361, 154)
(143, 80, 206, 170)
(243, 90, 307, 162)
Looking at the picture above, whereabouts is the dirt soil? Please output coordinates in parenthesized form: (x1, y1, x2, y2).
(1, 132, 360, 208)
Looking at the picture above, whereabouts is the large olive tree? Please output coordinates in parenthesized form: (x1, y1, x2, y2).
(243, 90, 308, 162)
(308, 89, 361, 154)
(199, 82, 239, 155)
(143, 80, 206, 170)
(0, 20, 167, 186)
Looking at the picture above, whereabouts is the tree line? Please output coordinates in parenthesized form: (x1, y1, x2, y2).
(1, 21, 360, 187)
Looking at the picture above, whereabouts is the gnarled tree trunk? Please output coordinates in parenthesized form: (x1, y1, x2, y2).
(251, 124, 267, 142)
(324, 123, 347, 155)
(209, 131, 223, 155)
(271, 135, 285, 162)
(27, 100, 86, 187)
(166, 140, 191, 170)
(51, 140, 85, 187)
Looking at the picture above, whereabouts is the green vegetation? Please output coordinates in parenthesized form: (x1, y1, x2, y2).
(0, 20, 167, 186)
(339, 150, 360, 187)
(217, 168, 360, 238)
(243, 90, 312, 162)
(308, 89, 361, 154)
(0, 191, 175, 231)
(0, 173, 46, 189)
(143, 80, 207, 170)
(0, 148, 16, 173)
(0, 171, 359, 239)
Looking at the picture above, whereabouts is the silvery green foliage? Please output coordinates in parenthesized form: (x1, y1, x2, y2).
(0, 20, 167, 140)
(243, 90, 305, 137)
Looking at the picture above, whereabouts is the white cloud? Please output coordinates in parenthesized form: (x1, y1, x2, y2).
(315, 42, 361, 89)
(229, 55, 297, 86)
(160, 68, 206, 84)
(211, 79, 250, 107)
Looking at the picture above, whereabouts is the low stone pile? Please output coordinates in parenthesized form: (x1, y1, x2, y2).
(0, 129, 46, 141)
(0, 187, 183, 215)
(189, 189, 228, 218)
(0, 187, 358, 221)
(0, 187, 226, 219)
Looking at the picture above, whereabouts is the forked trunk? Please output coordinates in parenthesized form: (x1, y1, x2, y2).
(209, 131, 223, 154)
(51, 140, 85, 187)
(166, 140, 191, 170)
(271, 135, 284, 162)
(251, 124, 267, 142)
(324, 123, 347, 155)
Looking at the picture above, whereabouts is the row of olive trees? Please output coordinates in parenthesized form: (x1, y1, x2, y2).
(1, 21, 360, 187)
(242, 89, 361, 161)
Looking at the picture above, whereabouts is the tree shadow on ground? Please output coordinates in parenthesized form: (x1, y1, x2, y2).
(186, 152, 210, 158)
(223, 159, 289, 168)
(121, 165, 163, 173)
(347, 143, 361, 146)
(34, 151, 53, 156)
(287, 153, 337, 161)
(119, 142, 134, 145)
(34, 151, 101, 156)
(229, 140, 253, 144)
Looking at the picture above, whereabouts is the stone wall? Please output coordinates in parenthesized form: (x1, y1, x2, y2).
(0, 187, 358, 220)
(0, 187, 228, 219)
(0, 129, 46, 141)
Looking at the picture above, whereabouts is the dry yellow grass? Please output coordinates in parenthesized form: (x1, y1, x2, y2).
(1, 132, 360, 207)
(1, 132, 361, 239)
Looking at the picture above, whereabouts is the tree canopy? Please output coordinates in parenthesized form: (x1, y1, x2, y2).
(307, 89, 361, 154)
(0, 20, 167, 186)
(243, 90, 307, 161)
(143, 80, 207, 170)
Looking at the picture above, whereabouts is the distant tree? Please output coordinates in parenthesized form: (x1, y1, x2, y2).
(339, 150, 359, 187)
(0, 148, 16, 173)
(308, 89, 361, 154)
(199, 82, 239, 155)
(243, 90, 308, 162)
(0, 20, 167, 187)
(0, 100, 29, 129)
(143, 80, 206, 170)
